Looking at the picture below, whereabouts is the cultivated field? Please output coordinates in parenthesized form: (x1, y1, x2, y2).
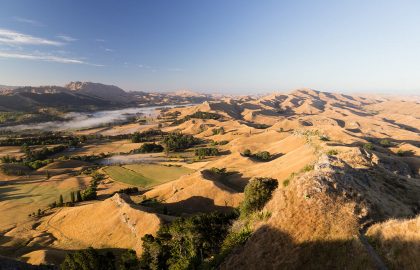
(103, 163, 194, 187)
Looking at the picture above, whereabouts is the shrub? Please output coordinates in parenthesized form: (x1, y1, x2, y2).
(326, 149, 338, 155)
(301, 164, 314, 172)
(240, 177, 278, 217)
(379, 139, 392, 147)
(242, 149, 252, 157)
(241, 149, 272, 161)
(319, 135, 330, 141)
(363, 143, 374, 150)
(254, 151, 271, 161)
(115, 187, 139, 195)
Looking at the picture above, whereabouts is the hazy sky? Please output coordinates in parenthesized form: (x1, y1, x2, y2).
(0, 0, 419, 94)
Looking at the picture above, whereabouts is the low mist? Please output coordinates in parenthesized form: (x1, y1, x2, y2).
(2, 105, 176, 132)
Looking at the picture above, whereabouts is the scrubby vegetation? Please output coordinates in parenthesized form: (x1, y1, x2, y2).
(163, 132, 199, 152)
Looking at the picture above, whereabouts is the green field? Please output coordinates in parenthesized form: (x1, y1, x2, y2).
(104, 164, 194, 187)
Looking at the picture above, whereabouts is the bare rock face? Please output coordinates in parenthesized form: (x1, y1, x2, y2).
(65, 81, 134, 104)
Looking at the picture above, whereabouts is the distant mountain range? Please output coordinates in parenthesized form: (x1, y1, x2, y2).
(0, 82, 213, 112)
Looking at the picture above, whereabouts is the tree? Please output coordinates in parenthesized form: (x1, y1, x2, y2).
(70, 191, 75, 203)
(76, 190, 82, 202)
(61, 247, 116, 270)
(240, 177, 278, 217)
(59, 194, 64, 206)
(45, 170, 50, 179)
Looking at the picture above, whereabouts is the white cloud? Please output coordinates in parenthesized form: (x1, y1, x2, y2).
(0, 51, 103, 66)
(13, 16, 44, 27)
(95, 38, 106, 42)
(57, 34, 78, 42)
(104, 48, 114, 52)
(0, 28, 63, 46)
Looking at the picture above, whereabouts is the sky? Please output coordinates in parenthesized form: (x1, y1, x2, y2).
(0, 0, 419, 94)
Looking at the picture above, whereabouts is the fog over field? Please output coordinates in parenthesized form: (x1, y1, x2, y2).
(1, 105, 178, 131)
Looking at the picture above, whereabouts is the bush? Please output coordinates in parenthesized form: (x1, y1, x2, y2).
(326, 149, 338, 155)
(319, 135, 330, 141)
(240, 177, 278, 217)
(241, 149, 272, 161)
(115, 187, 139, 195)
(363, 143, 374, 150)
(242, 149, 252, 157)
(379, 139, 392, 147)
(254, 151, 271, 161)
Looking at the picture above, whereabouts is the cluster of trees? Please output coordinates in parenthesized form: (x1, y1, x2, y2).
(28, 208, 46, 218)
(171, 111, 222, 125)
(162, 132, 199, 152)
(0, 133, 79, 146)
(194, 147, 219, 158)
(115, 187, 139, 195)
(241, 149, 272, 161)
(50, 172, 104, 208)
(81, 172, 105, 200)
(61, 247, 139, 270)
(131, 130, 165, 143)
(131, 143, 164, 154)
(140, 211, 238, 269)
(68, 153, 109, 162)
(1, 144, 67, 170)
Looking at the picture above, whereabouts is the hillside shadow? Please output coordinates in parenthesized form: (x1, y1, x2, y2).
(201, 170, 250, 193)
(223, 225, 420, 270)
(382, 118, 420, 133)
(163, 196, 235, 216)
